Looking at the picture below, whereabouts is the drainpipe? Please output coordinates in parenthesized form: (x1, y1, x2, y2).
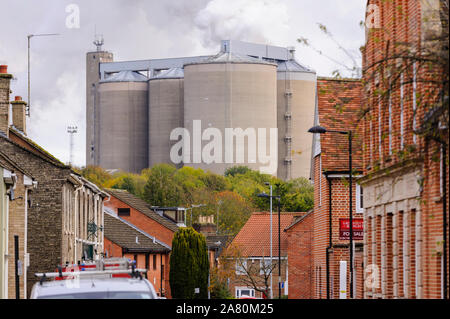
(325, 175, 332, 299)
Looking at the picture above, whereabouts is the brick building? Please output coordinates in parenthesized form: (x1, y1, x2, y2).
(103, 210, 170, 297)
(0, 65, 107, 298)
(284, 210, 314, 298)
(360, 0, 448, 299)
(225, 212, 304, 299)
(103, 189, 180, 297)
(310, 77, 364, 299)
(0, 150, 37, 299)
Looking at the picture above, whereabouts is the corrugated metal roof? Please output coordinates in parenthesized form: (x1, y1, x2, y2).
(185, 52, 277, 66)
(100, 70, 148, 83)
(150, 67, 184, 80)
(277, 60, 315, 73)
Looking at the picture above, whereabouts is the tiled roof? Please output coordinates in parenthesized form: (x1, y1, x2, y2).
(316, 77, 363, 172)
(284, 210, 314, 231)
(231, 212, 305, 257)
(105, 189, 179, 232)
(104, 212, 170, 253)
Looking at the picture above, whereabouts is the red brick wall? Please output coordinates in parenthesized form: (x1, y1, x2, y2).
(286, 211, 314, 299)
(312, 154, 364, 299)
(104, 237, 171, 298)
(362, 0, 449, 299)
(105, 196, 175, 247)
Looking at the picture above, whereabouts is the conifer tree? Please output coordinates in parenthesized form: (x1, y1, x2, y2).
(169, 227, 210, 299)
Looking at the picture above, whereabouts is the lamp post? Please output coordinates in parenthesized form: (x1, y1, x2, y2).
(308, 125, 354, 299)
(265, 182, 273, 299)
(257, 191, 281, 299)
(27, 33, 59, 116)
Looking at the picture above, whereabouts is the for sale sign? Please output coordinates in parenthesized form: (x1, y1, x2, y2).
(339, 218, 363, 240)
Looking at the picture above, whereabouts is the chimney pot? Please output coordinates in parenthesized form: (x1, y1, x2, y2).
(15, 96, 22, 101)
(0, 65, 7, 74)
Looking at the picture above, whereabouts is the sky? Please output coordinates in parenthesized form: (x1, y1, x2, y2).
(0, 0, 366, 167)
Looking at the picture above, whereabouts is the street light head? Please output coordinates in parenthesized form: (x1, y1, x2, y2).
(308, 125, 327, 134)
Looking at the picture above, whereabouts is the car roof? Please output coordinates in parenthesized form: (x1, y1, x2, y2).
(32, 277, 155, 298)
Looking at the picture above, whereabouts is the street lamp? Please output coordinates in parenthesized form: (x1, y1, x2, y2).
(27, 33, 59, 116)
(308, 125, 354, 298)
(258, 192, 281, 299)
(263, 182, 273, 299)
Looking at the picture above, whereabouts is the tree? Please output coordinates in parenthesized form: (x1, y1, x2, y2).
(78, 165, 113, 187)
(143, 164, 184, 207)
(219, 244, 279, 299)
(169, 227, 210, 299)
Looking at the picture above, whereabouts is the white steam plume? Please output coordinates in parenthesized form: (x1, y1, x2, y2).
(193, 0, 290, 48)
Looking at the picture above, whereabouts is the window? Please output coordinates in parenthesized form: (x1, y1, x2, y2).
(235, 287, 255, 299)
(378, 95, 382, 158)
(153, 254, 157, 271)
(412, 63, 417, 144)
(118, 208, 130, 216)
(356, 184, 364, 214)
(260, 258, 272, 275)
(236, 259, 247, 275)
(400, 73, 404, 149)
(388, 91, 392, 155)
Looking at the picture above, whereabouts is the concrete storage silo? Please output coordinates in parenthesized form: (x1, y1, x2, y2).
(183, 52, 278, 175)
(148, 68, 184, 168)
(98, 70, 148, 173)
(277, 55, 317, 180)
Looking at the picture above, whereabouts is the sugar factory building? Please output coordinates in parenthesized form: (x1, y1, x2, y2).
(86, 40, 317, 180)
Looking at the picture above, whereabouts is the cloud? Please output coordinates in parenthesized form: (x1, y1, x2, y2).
(0, 0, 365, 167)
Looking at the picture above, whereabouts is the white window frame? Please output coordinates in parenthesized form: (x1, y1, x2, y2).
(235, 259, 247, 276)
(356, 184, 364, 214)
(235, 287, 255, 299)
(412, 63, 417, 144)
(400, 73, 404, 149)
(260, 258, 272, 275)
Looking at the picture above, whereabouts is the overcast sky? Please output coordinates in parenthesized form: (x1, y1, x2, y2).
(0, 0, 366, 167)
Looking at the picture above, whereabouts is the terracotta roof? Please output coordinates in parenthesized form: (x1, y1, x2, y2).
(316, 78, 363, 172)
(104, 213, 170, 253)
(284, 209, 314, 231)
(105, 189, 179, 232)
(231, 212, 305, 257)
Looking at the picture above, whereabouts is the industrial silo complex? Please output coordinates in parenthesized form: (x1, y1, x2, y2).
(184, 52, 277, 175)
(86, 40, 317, 179)
(148, 68, 184, 168)
(98, 70, 149, 173)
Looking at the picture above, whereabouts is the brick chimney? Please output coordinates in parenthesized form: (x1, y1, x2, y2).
(0, 65, 13, 137)
(11, 96, 27, 134)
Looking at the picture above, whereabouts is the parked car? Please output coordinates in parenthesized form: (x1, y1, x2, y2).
(30, 258, 158, 299)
